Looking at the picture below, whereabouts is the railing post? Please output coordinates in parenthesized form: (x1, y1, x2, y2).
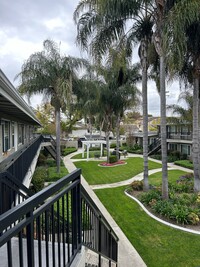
(77, 174, 82, 247)
(98, 216, 101, 267)
(26, 210, 35, 267)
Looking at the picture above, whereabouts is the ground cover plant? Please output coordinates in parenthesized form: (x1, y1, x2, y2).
(73, 157, 161, 184)
(130, 170, 199, 226)
(95, 186, 200, 267)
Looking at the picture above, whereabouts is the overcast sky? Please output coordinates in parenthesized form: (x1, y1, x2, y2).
(0, 0, 180, 116)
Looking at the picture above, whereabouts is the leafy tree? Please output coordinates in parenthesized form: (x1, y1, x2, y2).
(35, 103, 55, 134)
(16, 39, 88, 173)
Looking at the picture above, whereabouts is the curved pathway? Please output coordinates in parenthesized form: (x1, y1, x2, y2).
(64, 150, 196, 266)
(64, 150, 147, 267)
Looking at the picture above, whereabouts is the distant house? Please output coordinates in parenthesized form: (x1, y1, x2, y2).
(166, 123, 192, 158)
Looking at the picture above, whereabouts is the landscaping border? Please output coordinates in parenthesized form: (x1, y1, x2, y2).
(125, 190, 200, 235)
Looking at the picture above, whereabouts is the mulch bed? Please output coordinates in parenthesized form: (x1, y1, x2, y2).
(99, 160, 126, 167)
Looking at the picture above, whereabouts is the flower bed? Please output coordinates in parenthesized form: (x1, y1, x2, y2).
(99, 160, 126, 167)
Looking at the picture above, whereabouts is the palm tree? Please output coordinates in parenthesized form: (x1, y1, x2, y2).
(74, 0, 153, 190)
(17, 39, 88, 173)
(164, 0, 200, 191)
(167, 90, 193, 124)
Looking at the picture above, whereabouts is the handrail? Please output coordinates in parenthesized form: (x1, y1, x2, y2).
(81, 186, 118, 265)
(0, 169, 82, 267)
(0, 168, 118, 266)
(0, 135, 43, 183)
(0, 171, 33, 215)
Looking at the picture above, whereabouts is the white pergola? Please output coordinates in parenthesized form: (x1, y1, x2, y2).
(81, 140, 109, 161)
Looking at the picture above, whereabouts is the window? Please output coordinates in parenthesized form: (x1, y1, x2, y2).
(18, 124, 24, 144)
(2, 120, 11, 152)
(169, 143, 177, 151)
(181, 144, 190, 156)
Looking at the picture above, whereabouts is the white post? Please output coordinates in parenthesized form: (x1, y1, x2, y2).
(87, 144, 90, 161)
(82, 142, 84, 158)
(100, 142, 103, 157)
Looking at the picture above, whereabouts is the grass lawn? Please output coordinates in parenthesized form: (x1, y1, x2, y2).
(71, 151, 106, 159)
(74, 157, 162, 185)
(95, 186, 200, 267)
(148, 169, 190, 186)
(46, 166, 69, 182)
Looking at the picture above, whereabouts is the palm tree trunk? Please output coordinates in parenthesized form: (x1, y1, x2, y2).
(116, 114, 120, 161)
(193, 77, 200, 191)
(160, 55, 168, 199)
(106, 130, 110, 163)
(55, 106, 61, 173)
(141, 39, 149, 191)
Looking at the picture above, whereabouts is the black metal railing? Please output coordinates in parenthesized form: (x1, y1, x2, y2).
(42, 134, 57, 160)
(167, 132, 192, 140)
(0, 171, 33, 215)
(81, 187, 118, 266)
(0, 135, 43, 183)
(0, 169, 118, 267)
(148, 138, 161, 155)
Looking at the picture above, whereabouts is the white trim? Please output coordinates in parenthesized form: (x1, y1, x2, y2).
(125, 190, 200, 235)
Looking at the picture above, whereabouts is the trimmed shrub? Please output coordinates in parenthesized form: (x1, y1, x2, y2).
(31, 167, 47, 193)
(174, 160, 193, 169)
(130, 180, 143, 191)
(110, 143, 117, 149)
(62, 147, 77, 156)
(109, 155, 117, 163)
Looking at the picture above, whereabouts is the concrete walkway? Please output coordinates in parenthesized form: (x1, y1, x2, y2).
(63, 151, 147, 267)
(63, 150, 193, 267)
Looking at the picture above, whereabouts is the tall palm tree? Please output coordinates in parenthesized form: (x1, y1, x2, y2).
(17, 39, 88, 173)
(164, 0, 200, 191)
(74, 0, 153, 190)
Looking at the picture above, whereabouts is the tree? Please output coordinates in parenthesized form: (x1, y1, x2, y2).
(35, 103, 55, 134)
(95, 48, 141, 163)
(164, 0, 200, 191)
(17, 39, 88, 173)
(74, 0, 152, 190)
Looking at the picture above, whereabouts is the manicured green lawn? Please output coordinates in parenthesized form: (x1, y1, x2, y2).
(71, 151, 106, 159)
(46, 166, 69, 182)
(148, 169, 189, 186)
(74, 157, 162, 184)
(95, 186, 200, 267)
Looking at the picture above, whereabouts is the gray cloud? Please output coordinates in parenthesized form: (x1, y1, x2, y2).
(0, 0, 180, 114)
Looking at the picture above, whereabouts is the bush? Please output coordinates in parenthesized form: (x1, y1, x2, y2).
(152, 200, 173, 218)
(62, 147, 77, 156)
(168, 173, 194, 193)
(31, 167, 47, 193)
(37, 153, 47, 166)
(170, 205, 189, 224)
(110, 143, 117, 149)
(130, 180, 143, 191)
(109, 155, 117, 163)
(139, 190, 162, 206)
(174, 160, 193, 169)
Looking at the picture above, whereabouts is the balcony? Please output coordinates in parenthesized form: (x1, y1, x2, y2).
(167, 132, 192, 142)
